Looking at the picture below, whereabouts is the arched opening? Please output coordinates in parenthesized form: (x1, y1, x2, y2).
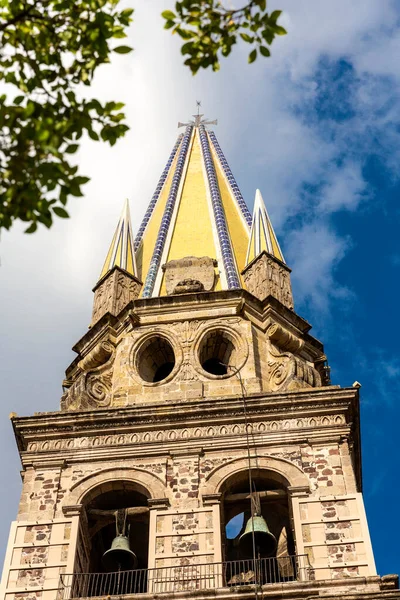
(73, 481, 150, 596)
(137, 336, 175, 383)
(199, 329, 237, 377)
(220, 469, 296, 585)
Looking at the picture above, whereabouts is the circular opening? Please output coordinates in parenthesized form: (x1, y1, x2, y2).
(199, 330, 236, 377)
(137, 336, 176, 383)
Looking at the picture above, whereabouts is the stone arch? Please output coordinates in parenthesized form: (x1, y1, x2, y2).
(202, 455, 309, 495)
(67, 466, 166, 505)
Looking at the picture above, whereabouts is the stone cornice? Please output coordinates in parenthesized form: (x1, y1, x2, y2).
(13, 386, 355, 430)
(19, 426, 350, 467)
(12, 386, 359, 450)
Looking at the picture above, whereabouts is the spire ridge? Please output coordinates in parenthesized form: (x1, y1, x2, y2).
(245, 189, 285, 266)
(135, 121, 252, 297)
(99, 199, 137, 282)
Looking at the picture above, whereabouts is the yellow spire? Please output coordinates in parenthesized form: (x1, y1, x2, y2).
(136, 117, 253, 298)
(245, 189, 285, 265)
(99, 199, 137, 281)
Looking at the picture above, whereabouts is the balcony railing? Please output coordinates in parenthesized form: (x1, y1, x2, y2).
(59, 555, 312, 599)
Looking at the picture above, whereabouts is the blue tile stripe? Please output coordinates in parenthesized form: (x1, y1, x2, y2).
(134, 134, 183, 252)
(142, 125, 193, 298)
(208, 130, 252, 228)
(199, 125, 241, 290)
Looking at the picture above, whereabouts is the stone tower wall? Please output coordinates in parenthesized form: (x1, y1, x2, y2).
(1, 291, 391, 600)
(1, 391, 377, 600)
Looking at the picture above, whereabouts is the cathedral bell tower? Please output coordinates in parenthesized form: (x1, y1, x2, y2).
(1, 114, 399, 600)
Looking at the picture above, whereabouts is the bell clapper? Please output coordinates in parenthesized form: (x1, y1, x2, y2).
(238, 491, 277, 560)
(101, 509, 138, 572)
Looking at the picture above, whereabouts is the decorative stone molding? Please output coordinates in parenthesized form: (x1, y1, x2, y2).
(203, 455, 310, 494)
(78, 341, 114, 372)
(25, 414, 346, 454)
(242, 251, 294, 309)
(148, 498, 171, 509)
(62, 504, 84, 517)
(170, 447, 204, 458)
(169, 320, 201, 382)
(287, 485, 311, 498)
(31, 458, 66, 469)
(267, 323, 304, 353)
(67, 466, 166, 505)
(91, 266, 142, 327)
(202, 493, 222, 506)
(163, 256, 217, 295)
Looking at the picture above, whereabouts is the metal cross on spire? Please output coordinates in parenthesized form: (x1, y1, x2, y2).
(178, 102, 218, 128)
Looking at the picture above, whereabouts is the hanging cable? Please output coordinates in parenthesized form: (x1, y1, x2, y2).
(225, 363, 261, 598)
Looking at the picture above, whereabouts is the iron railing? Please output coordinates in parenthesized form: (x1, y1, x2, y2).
(59, 555, 311, 599)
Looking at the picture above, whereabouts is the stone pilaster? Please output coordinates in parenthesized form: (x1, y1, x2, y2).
(242, 250, 294, 309)
(91, 266, 142, 326)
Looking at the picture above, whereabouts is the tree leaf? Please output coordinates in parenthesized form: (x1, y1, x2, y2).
(271, 10, 282, 20)
(65, 144, 79, 153)
(240, 33, 253, 43)
(25, 223, 38, 234)
(248, 49, 257, 63)
(113, 45, 132, 54)
(274, 25, 287, 35)
(53, 207, 70, 218)
(161, 10, 176, 20)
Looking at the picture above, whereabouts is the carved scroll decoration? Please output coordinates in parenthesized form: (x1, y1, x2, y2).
(61, 341, 116, 411)
(267, 345, 321, 392)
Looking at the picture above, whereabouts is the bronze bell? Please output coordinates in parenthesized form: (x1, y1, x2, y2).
(238, 515, 277, 558)
(102, 534, 138, 572)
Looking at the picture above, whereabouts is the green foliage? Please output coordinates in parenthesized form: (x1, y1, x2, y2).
(0, 0, 286, 233)
(162, 1, 286, 74)
(0, 0, 133, 232)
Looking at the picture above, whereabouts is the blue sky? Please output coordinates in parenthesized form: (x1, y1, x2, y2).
(1, 0, 399, 577)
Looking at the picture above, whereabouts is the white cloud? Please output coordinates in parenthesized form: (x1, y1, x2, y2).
(286, 222, 352, 314)
(318, 161, 369, 213)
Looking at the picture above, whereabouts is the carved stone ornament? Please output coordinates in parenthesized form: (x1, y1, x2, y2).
(174, 279, 204, 294)
(61, 340, 116, 411)
(91, 266, 142, 326)
(171, 320, 201, 381)
(267, 344, 321, 392)
(27, 413, 346, 453)
(162, 256, 217, 296)
(267, 323, 304, 353)
(242, 251, 294, 309)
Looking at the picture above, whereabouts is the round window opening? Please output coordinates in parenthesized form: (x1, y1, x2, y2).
(199, 330, 237, 377)
(137, 336, 176, 383)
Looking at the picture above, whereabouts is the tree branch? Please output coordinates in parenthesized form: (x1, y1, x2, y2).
(0, 0, 41, 32)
